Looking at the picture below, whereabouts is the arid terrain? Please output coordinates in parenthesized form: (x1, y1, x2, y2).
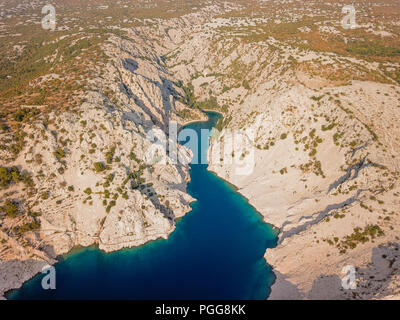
(1, 0, 400, 300)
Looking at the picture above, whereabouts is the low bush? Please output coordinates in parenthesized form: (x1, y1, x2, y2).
(94, 162, 106, 172)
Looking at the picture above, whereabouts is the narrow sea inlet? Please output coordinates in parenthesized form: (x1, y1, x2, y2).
(9, 112, 277, 300)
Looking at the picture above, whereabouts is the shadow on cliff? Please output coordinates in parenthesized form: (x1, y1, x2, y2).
(353, 241, 400, 299)
(279, 189, 365, 245)
(307, 274, 346, 300)
(307, 242, 400, 300)
(121, 58, 181, 129)
(120, 58, 192, 196)
(136, 183, 176, 225)
(31, 232, 58, 260)
(0, 257, 56, 299)
(268, 271, 304, 300)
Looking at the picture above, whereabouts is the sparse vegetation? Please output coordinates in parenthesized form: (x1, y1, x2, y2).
(2, 199, 19, 217)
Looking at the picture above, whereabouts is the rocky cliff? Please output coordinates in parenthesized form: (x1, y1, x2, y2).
(0, 23, 205, 299)
(2, 0, 400, 300)
(163, 4, 400, 299)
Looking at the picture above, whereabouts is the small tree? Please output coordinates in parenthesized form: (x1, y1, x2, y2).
(0, 167, 12, 187)
(94, 162, 106, 172)
(105, 151, 113, 164)
(4, 199, 19, 217)
(11, 169, 22, 183)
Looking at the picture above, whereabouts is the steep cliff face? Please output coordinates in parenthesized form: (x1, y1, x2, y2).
(0, 25, 205, 298)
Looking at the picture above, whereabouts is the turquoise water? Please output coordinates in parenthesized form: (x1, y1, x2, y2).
(8, 111, 277, 300)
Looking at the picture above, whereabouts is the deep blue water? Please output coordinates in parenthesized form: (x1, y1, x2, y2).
(8, 111, 277, 300)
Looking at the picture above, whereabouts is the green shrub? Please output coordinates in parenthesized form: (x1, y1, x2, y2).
(41, 192, 49, 200)
(3, 199, 19, 217)
(0, 166, 22, 188)
(105, 148, 115, 164)
(129, 152, 139, 162)
(28, 211, 41, 217)
(105, 152, 113, 164)
(22, 172, 34, 187)
(0, 167, 12, 187)
(242, 80, 250, 90)
(53, 147, 66, 160)
(94, 162, 106, 172)
(0, 123, 9, 132)
(311, 95, 323, 101)
(107, 173, 115, 182)
(106, 200, 116, 213)
(321, 123, 335, 131)
(346, 41, 400, 57)
(309, 149, 317, 157)
(222, 85, 230, 93)
(14, 220, 41, 233)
